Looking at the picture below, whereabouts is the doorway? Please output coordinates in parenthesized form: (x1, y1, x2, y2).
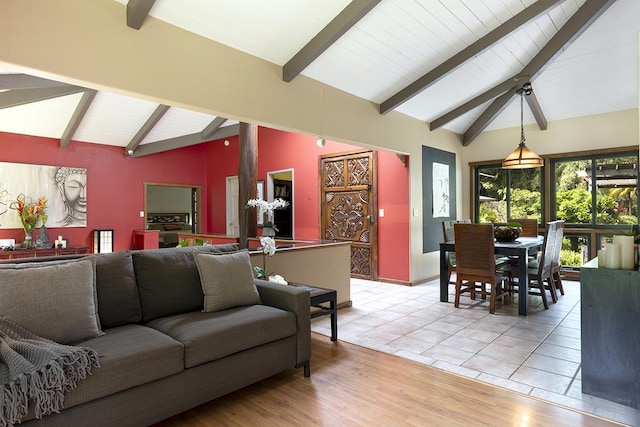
(225, 176, 239, 236)
(267, 169, 294, 239)
(144, 183, 201, 233)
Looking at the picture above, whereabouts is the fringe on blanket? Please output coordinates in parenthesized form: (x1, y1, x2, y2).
(0, 317, 100, 427)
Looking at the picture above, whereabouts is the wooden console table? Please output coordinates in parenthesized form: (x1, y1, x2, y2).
(0, 246, 90, 260)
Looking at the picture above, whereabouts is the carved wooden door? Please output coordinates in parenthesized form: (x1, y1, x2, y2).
(320, 150, 377, 280)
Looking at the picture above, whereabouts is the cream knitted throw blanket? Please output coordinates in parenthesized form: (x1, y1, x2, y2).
(0, 317, 100, 426)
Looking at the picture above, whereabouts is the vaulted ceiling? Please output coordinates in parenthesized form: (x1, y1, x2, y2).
(0, 0, 637, 156)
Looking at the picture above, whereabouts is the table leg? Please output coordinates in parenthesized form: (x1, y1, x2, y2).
(440, 247, 449, 302)
(518, 249, 529, 315)
(329, 298, 337, 341)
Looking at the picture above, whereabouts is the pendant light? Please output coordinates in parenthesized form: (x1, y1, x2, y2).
(502, 83, 543, 169)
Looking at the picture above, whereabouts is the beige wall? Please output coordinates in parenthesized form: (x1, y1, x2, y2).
(1, 1, 637, 283)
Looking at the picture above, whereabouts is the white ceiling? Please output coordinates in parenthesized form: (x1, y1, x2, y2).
(0, 0, 637, 153)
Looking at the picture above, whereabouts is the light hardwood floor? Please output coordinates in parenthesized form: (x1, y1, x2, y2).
(154, 334, 622, 427)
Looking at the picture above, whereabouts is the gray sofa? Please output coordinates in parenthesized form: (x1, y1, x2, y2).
(0, 244, 311, 426)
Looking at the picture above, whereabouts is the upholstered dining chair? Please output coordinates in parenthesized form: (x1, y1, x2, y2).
(442, 219, 471, 285)
(508, 218, 539, 237)
(453, 223, 509, 314)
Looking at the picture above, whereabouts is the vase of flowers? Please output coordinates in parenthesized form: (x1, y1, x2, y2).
(246, 198, 289, 236)
(254, 236, 276, 279)
(253, 236, 288, 284)
(10, 194, 47, 249)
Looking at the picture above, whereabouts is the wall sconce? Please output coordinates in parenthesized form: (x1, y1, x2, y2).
(316, 136, 326, 147)
(93, 229, 114, 254)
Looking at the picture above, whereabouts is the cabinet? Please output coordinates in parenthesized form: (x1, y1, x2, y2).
(580, 258, 640, 409)
(0, 246, 90, 260)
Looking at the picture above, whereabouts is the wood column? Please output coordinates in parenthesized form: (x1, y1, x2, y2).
(238, 122, 258, 248)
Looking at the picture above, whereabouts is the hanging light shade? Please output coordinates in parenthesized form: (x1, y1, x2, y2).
(502, 84, 543, 169)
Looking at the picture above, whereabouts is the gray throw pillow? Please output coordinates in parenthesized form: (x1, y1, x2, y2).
(194, 250, 261, 312)
(0, 257, 103, 344)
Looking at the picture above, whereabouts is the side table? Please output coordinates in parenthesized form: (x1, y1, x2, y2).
(288, 282, 337, 341)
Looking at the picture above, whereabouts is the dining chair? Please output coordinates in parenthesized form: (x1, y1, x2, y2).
(550, 220, 565, 297)
(453, 223, 509, 314)
(507, 221, 560, 309)
(442, 219, 471, 285)
(508, 218, 538, 237)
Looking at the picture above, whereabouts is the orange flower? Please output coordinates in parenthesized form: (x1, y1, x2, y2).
(10, 194, 48, 234)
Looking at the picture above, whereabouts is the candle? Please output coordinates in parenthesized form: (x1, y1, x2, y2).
(613, 235, 634, 269)
(598, 249, 607, 268)
(605, 242, 621, 269)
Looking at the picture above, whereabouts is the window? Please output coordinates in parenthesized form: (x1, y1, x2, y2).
(551, 151, 638, 268)
(472, 148, 639, 272)
(552, 153, 638, 227)
(475, 165, 542, 223)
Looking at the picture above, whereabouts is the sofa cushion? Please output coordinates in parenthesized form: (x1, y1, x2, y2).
(96, 251, 142, 328)
(194, 250, 261, 312)
(133, 245, 240, 322)
(62, 324, 184, 409)
(146, 305, 296, 368)
(0, 256, 103, 345)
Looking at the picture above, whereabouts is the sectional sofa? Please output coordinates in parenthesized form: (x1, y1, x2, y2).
(0, 244, 311, 426)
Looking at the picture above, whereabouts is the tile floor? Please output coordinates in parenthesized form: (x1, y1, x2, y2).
(311, 278, 640, 426)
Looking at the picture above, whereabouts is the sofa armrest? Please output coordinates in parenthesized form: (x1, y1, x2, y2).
(255, 279, 310, 374)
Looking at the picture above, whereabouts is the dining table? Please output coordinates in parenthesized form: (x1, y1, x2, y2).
(439, 235, 545, 315)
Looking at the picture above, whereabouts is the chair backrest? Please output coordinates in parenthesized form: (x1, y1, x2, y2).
(508, 218, 538, 237)
(537, 221, 558, 279)
(442, 219, 471, 242)
(550, 220, 564, 270)
(453, 223, 496, 282)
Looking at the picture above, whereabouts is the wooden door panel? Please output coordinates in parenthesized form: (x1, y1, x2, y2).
(324, 191, 369, 242)
(320, 150, 377, 280)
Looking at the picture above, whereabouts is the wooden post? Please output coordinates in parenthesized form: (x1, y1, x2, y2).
(238, 122, 258, 248)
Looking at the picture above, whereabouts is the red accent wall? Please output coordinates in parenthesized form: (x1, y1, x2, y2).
(0, 128, 409, 282)
(206, 127, 410, 282)
(0, 132, 209, 251)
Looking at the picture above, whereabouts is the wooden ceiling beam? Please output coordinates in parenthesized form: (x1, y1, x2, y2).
(462, 86, 518, 146)
(521, 0, 617, 82)
(131, 123, 239, 157)
(125, 104, 170, 155)
(0, 86, 86, 109)
(0, 73, 72, 90)
(438, 0, 616, 142)
(282, 0, 381, 82)
(201, 116, 228, 140)
(429, 77, 523, 131)
(526, 89, 547, 131)
(380, 0, 564, 115)
(126, 0, 156, 30)
(60, 90, 97, 148)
